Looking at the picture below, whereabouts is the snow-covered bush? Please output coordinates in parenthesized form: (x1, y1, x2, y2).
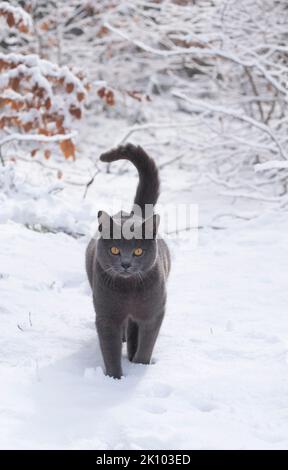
(0, 2, 88, 162)
(0, 1, 32, 34)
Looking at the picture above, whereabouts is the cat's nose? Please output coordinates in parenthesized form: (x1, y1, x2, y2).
(121, 261, 131, 270)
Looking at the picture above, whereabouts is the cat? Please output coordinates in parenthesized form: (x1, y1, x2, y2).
(86, 143, 171, 379)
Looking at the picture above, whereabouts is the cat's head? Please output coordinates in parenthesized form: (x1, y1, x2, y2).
(96, 210, 160, 278)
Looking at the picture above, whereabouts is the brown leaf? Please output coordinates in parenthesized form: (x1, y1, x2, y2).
(106, 90, 115, 106)
(6, 12, 15, 28)
(9, 99, 23, 111)
(18, 22, 29, 34)
(44, 149, 51, 160)
(66, 83, 74, 93)
(38, 128, 50, 136)
(77, 92, 85, 102)
(33, 85, 45, 99)
(97, 87, 106, 98)
(69, 105, 81, 119)
(22, 121, 33, 132)
(45, 97, 51, 110)
(60, 139, 75, 160)
(9, 77, 20, 92)
(39, 21, 50, 31)
(97, 26, 109, 38)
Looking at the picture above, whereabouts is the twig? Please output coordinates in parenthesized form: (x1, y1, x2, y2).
(255, 161, 288, 171)
(115, 120, 201, 146)
(158, 154, 185, 169)
(219, 191, 283, 203)
(24, 223, 85, 239)
(0, 132, 77, 150)
(172, 91, 288, 160)
(0, 147, 4, 167)
(83, 168, 100, 199)
(166, 224, 226, 234)
(104, 21, 287, 96)
(212, 212, 258, 222)
(245, 66, 265, 122)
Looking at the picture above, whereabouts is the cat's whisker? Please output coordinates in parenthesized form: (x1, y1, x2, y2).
(102, 266, 116, 289)
(137, 271, 144, 288)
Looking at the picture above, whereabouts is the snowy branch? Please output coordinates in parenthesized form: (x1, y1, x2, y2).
(255, 161, 288, 172)
(0, 132, 77, 148)
(172, 91, 288, 160)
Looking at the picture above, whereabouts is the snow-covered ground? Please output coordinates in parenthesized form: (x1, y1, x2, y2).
(1, 151, 288, 449)
(1, 0, 288, 451)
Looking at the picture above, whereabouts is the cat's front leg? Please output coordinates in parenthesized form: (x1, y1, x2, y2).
(127, 318, 139, 362)
(132, 314, 163, 365)
(96, 317, 123, 379)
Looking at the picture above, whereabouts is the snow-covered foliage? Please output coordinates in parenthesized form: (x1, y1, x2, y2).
(2, 0, 284, 199)
(0, 2, 88, 162)
(95, 0, 288, 199)
(0, 1, 32, 33)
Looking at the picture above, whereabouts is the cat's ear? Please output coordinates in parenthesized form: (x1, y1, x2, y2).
(142, 214, 160, 239)
(98, 210, 113, 239)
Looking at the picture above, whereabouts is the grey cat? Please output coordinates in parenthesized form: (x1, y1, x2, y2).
(86, 144, 170, 379)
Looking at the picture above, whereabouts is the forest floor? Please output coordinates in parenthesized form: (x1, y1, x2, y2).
(0, 118, 288, 449)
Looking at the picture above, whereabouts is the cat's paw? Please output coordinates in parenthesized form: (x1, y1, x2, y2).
(105, 369, 123, 380)
(132, 356, 151, 365)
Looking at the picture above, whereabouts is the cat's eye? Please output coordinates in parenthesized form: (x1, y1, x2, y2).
(110, 246, 120, 255)
(133, 247, 143, 256)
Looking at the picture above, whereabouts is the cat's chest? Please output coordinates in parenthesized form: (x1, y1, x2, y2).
(118, 288, 156, 310)
(122, 285, 165, 320)
(99, 284, 162, 320)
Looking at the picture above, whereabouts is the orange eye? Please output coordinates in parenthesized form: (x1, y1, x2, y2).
(110, 246, 120, 255)
(134, 247, 143, 256)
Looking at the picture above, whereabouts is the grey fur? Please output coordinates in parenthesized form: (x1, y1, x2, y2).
(85, 144, 170, 379)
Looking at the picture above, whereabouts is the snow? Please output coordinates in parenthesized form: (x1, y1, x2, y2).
(1, 162, 288, 449)
(0, 132, 77, 148)
(255, 161, 288, 171)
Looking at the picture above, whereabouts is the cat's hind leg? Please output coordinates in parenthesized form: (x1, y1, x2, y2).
(122, 319, 127, 342)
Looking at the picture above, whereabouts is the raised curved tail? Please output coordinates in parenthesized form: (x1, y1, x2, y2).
(100, 143, 160, 213)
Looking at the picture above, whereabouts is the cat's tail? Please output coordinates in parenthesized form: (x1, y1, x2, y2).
(100, 143, 160, 213)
